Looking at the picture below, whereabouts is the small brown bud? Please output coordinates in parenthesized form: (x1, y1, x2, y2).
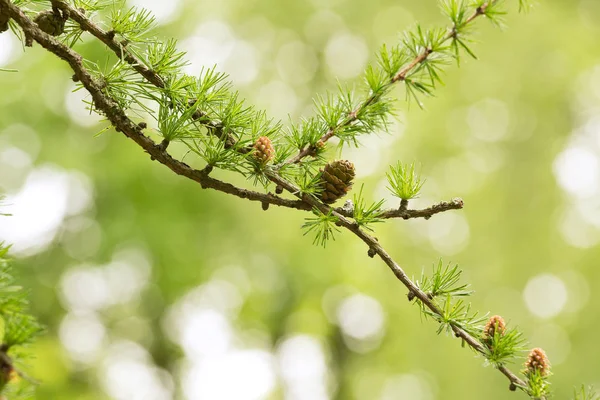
(34, 9, 67, 36)
(525, 347, 550, 377)
(483, 315, 506, 339)
(138, 121, 147, 129)
(275, 185, 284, 195)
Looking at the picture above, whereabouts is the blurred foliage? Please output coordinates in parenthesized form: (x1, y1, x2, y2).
(1, 0, 600, 399)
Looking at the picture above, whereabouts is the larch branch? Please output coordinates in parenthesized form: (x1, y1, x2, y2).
(1, 0, 533, 397)
(285, 0, 498, 165)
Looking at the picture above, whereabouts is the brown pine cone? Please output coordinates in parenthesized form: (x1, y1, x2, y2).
(320, 160, 355, 204)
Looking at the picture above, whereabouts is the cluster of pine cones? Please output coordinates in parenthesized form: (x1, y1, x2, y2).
(252, 136, 356, 204)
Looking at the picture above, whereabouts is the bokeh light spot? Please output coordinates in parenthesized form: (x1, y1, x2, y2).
(337, 294, 385, 353)
(325, 33, 368, 80)
(183, 350, 276, 400)
(523, 274, 568, 319)
(553, 146, 600, 199)
(467, 98, 511, 142)
(127, 0, 181, 24)
(0, 33, 17, 67)
(59, 312, 106, 364)
(276, 41, 318, 85)
(0, 166, 93, 256)
(100, 341, 173, 400)
(381, 374, 434, 400)
(426, 213, 470, 256)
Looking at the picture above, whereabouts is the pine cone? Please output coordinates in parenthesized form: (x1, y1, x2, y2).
(320, 160, 355, 204)
(483, 315, 506, 339)
(34, 9, 68, 36)
(525, 347, 550, 377)
(253, 136, 275, 166)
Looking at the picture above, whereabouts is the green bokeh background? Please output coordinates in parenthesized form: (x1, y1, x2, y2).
(1, 0, 599, 398)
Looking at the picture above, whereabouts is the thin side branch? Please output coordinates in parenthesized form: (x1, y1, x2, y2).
(379, 198, 464, 220)
(285, 1, 497, 165)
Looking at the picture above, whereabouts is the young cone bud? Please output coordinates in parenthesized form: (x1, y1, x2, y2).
(34, 9, 67, 36)
(525, 347, 550, 377)
(483, 315, 506, 339)
(253, 136, 275, 166)
(320, 160, 355, 204)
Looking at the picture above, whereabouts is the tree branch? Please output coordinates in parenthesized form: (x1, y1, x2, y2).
(50, 0, 245, 150)
(285, 0, 498, 166)
(264, 170, 529, 392)
(46, 0, 463, 222)
(1, 0, 535, 397)
(1, 1, 309, 214)
(51, 0, 164, 87)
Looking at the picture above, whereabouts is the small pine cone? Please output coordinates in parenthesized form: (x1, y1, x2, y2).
(525, 348, 550, 377)
(253, 136, 275, 165)
(483, 315, 506, 339)
(320, 160, 355, 204)
(34, 9, 67, 36)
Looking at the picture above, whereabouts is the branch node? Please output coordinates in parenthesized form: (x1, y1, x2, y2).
(261, 201, 269, 211)
(201, 165, 214, 176)
(400, 199, 409, 211)
(407, 291, 416, 301)
(367, 248, 376, 258)
(275, 185, 284, 195)
(137, 121, 147, 130)
(453, 197, 464, 208)
(509, 383, 517, 392)
(157, 139, 169, 151)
